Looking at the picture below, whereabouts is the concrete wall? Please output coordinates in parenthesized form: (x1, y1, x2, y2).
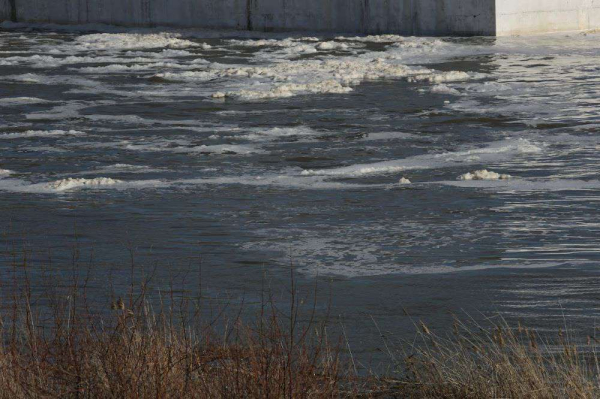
(0, 0, 12, 22)
(496, 0, 600, 35)
(7, 0, 496, 35)
(4, 0, 600, 36)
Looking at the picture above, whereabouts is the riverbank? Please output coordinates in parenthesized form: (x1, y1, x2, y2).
(0, 264, 599, 398)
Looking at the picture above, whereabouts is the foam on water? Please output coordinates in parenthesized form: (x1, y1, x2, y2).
(408, 71, 472, 84)
(358, 132, 421, 141)
(243, 126, 321, 142)
(302, 138, 542, 177)
(0, 97, 52, 106)
(156, 49, 475, 100)
(181, 144, 263, 155)
(45, 177, 123, 191)
(2, 25, 600, 282)
(226, 38, 322, 59)
(74, 33, 200, 50)
(458, 170, 512, 181)
(0, 27, 484, 104)
(430, 84, 461, 96)
(0, 130, 85, 139)
(80, 164, 163, 175)
(3, 73, 46, 83)
(301, 260, 572, 278)
(441, 179, 600, 192)
(178, 174, 383, 190)
(0, 176, 168, 194)
(316, 41, 350, 51)
(78, 64, 161, 73)
(26, 102, 113, 120)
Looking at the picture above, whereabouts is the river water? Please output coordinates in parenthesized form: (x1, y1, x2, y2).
(1, 22, 600, 362)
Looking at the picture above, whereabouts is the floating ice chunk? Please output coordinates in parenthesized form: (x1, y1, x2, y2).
(458, 170, 512, 181)
(44, 177, 123, 191)
(430, 84, 460, 96)
(0, 169, 12, 177)
(399, 177, 411, 184)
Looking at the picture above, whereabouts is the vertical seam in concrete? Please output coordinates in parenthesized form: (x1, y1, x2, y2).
(492, 0, 501, 36)
(492, 0, 497, 36)
(246, 0, 253, 31)
(8, 0, 16, 22)
(410, 0, 416, 34)
(360, 0, 369, 33)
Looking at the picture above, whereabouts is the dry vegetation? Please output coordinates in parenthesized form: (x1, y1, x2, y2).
(0, 252, 362, 398)
(0, 305, 352, 398)
(1, 253, 600, 398)
(390, 318, 600, 399)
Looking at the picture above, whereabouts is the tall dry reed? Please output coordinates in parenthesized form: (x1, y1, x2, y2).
(0, 247, 360, 399)
(386, 316, 600, 399)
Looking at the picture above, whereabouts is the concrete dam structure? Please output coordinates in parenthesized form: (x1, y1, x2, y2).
(1, 0, 599, 36)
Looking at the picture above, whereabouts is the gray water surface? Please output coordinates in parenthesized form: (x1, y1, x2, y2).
(2, 23, 600, 362)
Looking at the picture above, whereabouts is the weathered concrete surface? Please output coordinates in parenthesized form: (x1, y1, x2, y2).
(7, 0, 496, 35)
(0, 0, 12, 22)
(496, 0, 600, 35)
(3, 0, 600, 36)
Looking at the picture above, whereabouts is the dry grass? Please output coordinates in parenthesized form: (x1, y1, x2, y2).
(6, 291, 600, 399)
(0, 309, 352, 398)
(3, 247, 600, 398)
(0, 251, 362, 399)
(387, 317, 600, 399)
